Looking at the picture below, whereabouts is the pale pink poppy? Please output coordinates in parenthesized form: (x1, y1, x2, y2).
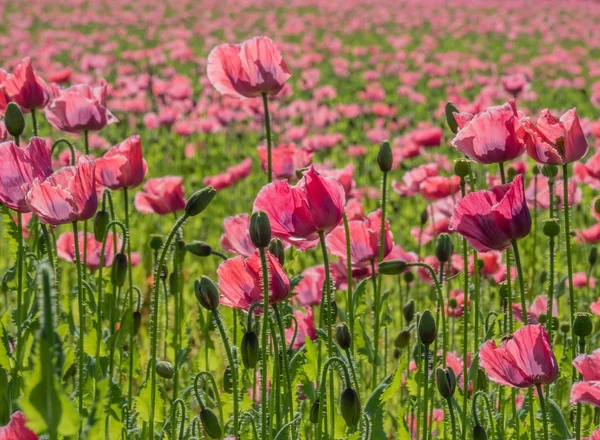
(285, 308, 317, 350)
(220, 213, 256, 257)
(134, 176, 185, 215)
(95, 135, 147, 190)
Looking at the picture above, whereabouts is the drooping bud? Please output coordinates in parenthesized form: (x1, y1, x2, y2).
(185, 240, 213, 257)
(403, 300, 415, 323)
(435, 233, 453, 263)
(200, 408, 222, 439)
(111, 253, 128, 287)
(340, 388, 361, 427)
(194, 276, 220, 311)
(93, 210, 110, 242)
(445, 101, 459, 134)
(268, 238, 285, 265)
(473, 425, 488, 440)
(5, 103, 25, 137)
(377, 140, 393, 172)
(241, 331, 259, 369)
(573, 313, 593, 338)
(185, 187, 216, 217)
(435, 367, 456, 399)
(418, 310, 436, 346)
(394, 329, 410, 349)
(250, 211, 271, 248)
(310, 400, 320, 424)
(542, 218, 560, 237)
(335, 322, 352, 350)
(222, 365, 233, 393)
(378, 260, 408, 275)
(454, 159, 470, 179)
(156, 360, 174, 379)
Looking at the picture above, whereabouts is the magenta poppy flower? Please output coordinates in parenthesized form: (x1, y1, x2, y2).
(316, 164, 355, 197)
(45, 80, 118, 133)
(522, 108, 589, 165)
(26, 160, 97, 226)
(525, 174, 581, 210)
(0, 138, 53, 213)
(220, 213, 256, 257)
(577, 223, 600, 244)
(512, 295, 558, 324)
(574, 150, 600, 190)
(285, 309, 317, 350)
(591, 298, 600, 316)
(257, 143, 313, 180)
(326, 209, 393, 268)
(451, 100, 525, 164)
(207, 36, 291, 99)
(294, 265, 325, 307)
(0, 121, 7, 142)
(573, 349, 600, 381)
(134, 176, 185, 215)
(0, 411, 37, 440)
(0, 58, 49, 113)
(253, 166, 345, 251)
(56, 231, 123, 271)
(479, 324, 558, 388)
(571, 381, 600, 407)
(501, 73, 528, 96)
(449, 174, 531, 252)
(217, 250, 289, 311)
(95, 135, 147, 190)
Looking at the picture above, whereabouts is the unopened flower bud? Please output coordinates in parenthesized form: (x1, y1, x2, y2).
(573, 313, 593, 338)
(250, 211, 271, 248)
(403, 300, 415, 323)
(310, 400, 320, 424)
(560, 321, 570, 334)
(185, 187, 216, 217)
(420, 209, 428, 225)
(378, 260, 408, 275)
(418, 310, 437, 346)
(340, 388, 361, 427)
(241, 331, 259, 369)
(111, 253, 128, 287)
(222, 365, 233, 393)
(268, 238, 285, 265)
(335, 322, 352, 350)
(200, 408, 222, 439)
(454, 159, 470, 179)
(435, 233, 453, 263)
(156, 360, 174, 379)
(377, 140, 393, 172)
(533, 165, 541, 175)
(436, 367, 456, 399)
(394, 329, 410, 349)
(588, 246, 598, 266)
(185, 240, 213, 257)
(93, 210, 110, 242)
(473, 425, 488, 440)
(445, 101, 459, 134)
(403, 272, 415, 284)
(393, 348, 401, 359)
(194, 276, 220, 311)
(5, 103, 25, 137)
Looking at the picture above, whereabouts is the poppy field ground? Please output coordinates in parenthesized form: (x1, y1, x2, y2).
(2, 0, 600, 439)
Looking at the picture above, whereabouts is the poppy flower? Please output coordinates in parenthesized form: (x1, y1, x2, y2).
(0, 57, 49, 113)
(220, 213, 256, 257)
(26, 160, 97, 226)
(451, 100, 525, 164)
(446, 352, 472, 394)
(522, 108, 588, 165)
(285, 308, 317, 350)
(512, 295, 558, 324)
(573, 349, 600, 381)
(570, 381, 600, 407)
(216, 250, 289, 311)
(294, 265, 325, 307)
(449, 174, 531, 253)
(576, 224, 600, 244)
(257, 143, 313, 180)
(45, 80, 118, 133)
(574, 150, 600, 190)
(0, 138, 53, 213)
(445, 289, 469, 318)
(207, 36, 291, 99)
(501, 74, 528, 96)
(56, 231, 123, 271)
(134, 176, 185, 215)
(591, 298, 600, 316)
(253, 166, 345, 251)
(525, 175, 581, 210)
(392, 163, 438, 197)
(0, 411, 37, 440)
(95, 135, 147, 190)
(479, 324, 558, 388)
(419, 175, 461, 201)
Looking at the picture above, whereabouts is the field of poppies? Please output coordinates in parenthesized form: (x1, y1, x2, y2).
(2, 0, 600, 439)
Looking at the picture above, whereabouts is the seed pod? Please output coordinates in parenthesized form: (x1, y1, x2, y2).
(185, 187, 216, 217)
(149, 234, 164, 250)
(418, 310, 436, 346)
(241, 331, 259, 369)
(435, 367, 456, 399)
(340, 388, 361, 427)
(403, 300, 415, 323)
(200, 408, 222, 439)
(445, 101, 459, 134)
(93, 210, 110, 242)
(156, 360, 174, 379)
(111, 253, 128, 287)
(335, 322, 352, 350)
(5, 103, 25, 137)
(573, 313, 593, 338)
(454, 159, 470, 178)
(194, 276, 220, 311)
(541, 164, 558, 178)
(377, 140, 393, 172)
(133, 311, 142, 336)
(560, 321, 570, 334)
(542, 218, 560, 237)
(310, 400, 320, 424)
(378, 260, 408, 275)
(473, 425, 488, 440)
(222, 365, 233, 393)
(394, 329, 410, 349)
(250, 211, 272, 248)
(435, 233, 453, 263)
(268, 238, 285, 265)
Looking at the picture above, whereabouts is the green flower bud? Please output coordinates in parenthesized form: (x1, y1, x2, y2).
(394, 329, 410, 349)
(595, 197, 600, 217)
(250, 211, 271, 248)
(194, 276, 220, 311)
(111, 253, 128, 288)
(310, 400, 320, 424)
(340, 388, 361, 427)
(185, 240, 213, 257)
(403, 300, 415, 323)
(149, 234, 163, 250)
(93, 210, 110, 242)
(222, 365, 233, 393)
(378, 259, 408, 275)
(533, 165, 541, 175)
(377, 140, 393, 172)
(403, 271, 415, 284)
(473, 425, 488, 440)
(541, 165, 558, 178)
(176, 239, 187, 263)
(156, 360, 174, 379)
(418, 310, 437, 346)
(200, 408, 222, 439)
(393, 348, 401, 359)
(542, 218, 560, 237)
(573, 313, 593, 338)
(241, 331, 259, 369)
(335, 322, 352, 350)
(5, 102, 25, 137)
(268, 238, 285, 265)
(448, 297, 458, 309)
(539, 270, 547, 285)
(435, 367, 456, 399)
(133, 311, 142, 336)
(445, 101, 459, 134)
(588, 246, 598, 266)
(435, 233, 453, 263)
(185, 187, 216, 217)
(454, 159, 470, 179)
(420, 209, 428, 225)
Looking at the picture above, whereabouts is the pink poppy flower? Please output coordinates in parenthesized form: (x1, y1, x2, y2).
(591, 298, 600, 316)
(95, 135, 147, 190)
(326, 209, 393, 268)
(26, 160, 97, 226)
(217, 250, 289, 311)
(257, 143, 313, 180)
(576, 223, 600, 244)
(45, 81, 118, 133)
(0, 57, 49, 112)
(525, 175, 581, 210)
(316, 164, 355, 197)
(501, 74, 528, 96)
(220, 213, 256, 257)
(253, 166, 345, 251)
(569, 272, 596, 289)
(0, 138, 53, 213)
(445, 289, 470, 318)
(56, 231, 123, 271)
(469, 251, 503, 278)
(574, 150, 600, 190)
(512, 295, 558, 324)
(449, 174, 531, 253)
(0, 411, 37, 440)
(294, 265, 324, 307)
(446, 352, 472, 394)
(411, 127, 443, 148)
(207, 36, 291, 99)
(419, 175, 461, 201)
(571, 381, 600, 407)
(522, 108, 588, 165)
(479, 324, 558, 388)
(0, 121, 6, 142)
(285, 308, 317, 350)
(392, 163, 438, 198)
(451, 100, 525, 164)
(134, 176, 185, 215)
(573, 349, 600, 381)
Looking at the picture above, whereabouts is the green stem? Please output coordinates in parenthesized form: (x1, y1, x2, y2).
(16, 212, 24, 327)
(536, 384, 549, 440)
(511, 241, 528, 325)
(373, 170, 388, 387)
(39, 266, 58, 440)
(262, 93, 273, 183)
(31, 109, 38, 136)
(274, 304, 295, 436)
(123, 188, 136, 421)
(562, 164, 577, 378)
(343, 213, 354, 352)
(259, 247, 271, 440)
(448, 398, 458, 440)
(422, 344, 430, 440)
(73, 222, 85, 426)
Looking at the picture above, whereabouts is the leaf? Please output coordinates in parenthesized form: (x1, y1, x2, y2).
(134, 380, 166, 425)
(303, 337, 318, 383)
(84, 328, 107, 358)
(381, 365, 403, 406)
(352, 278, 368, 317)
(363, 374, 394, 439)
(1, 205, 19, 259)
(357, 321, 375, 364)
(548, 398, 572, 439)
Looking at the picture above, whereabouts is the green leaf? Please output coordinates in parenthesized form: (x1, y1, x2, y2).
(363, 374, 394, 439)
(357, 321, 375, 364)
(84, 328, 107, 358)
(548, 398, 572, 439)
(303, 337, 318, 383)
(381, 365, 403, 406)
(134, 380, 166, 425)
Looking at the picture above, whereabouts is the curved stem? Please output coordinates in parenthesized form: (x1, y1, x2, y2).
(193, 371, 224, 426)
(262, 93, 273, 183)
(315, 357, 352, 440)
(51, 138, 77, 165)
(258, 247, 271, 440)
(511, 241, 528, 325)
